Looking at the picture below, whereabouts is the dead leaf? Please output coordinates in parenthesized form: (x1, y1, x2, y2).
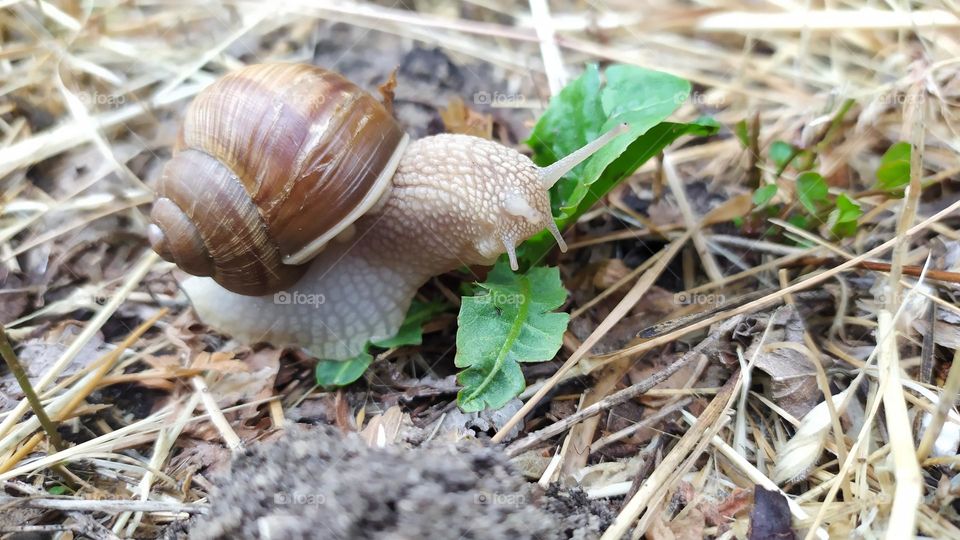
(1, 323, 107, 409)
(668, 507, 706, 540)
(715, 487, 753, 521)
(377, 68, 398, 114)
(647, 199, 683, 228)
(436, 398, 524, 440)
(439, 96, 493, 138)
(194, 349, 280, 407)
(912, 306, 960, 349)
(647, 513, 675, 540)
(359, 405, 407, 448)
(510, 449, 554, 479)
(593, 259, 630, 290)
(748, 486, 795, 540)
(743, 306, 822, 419)
(702, 193, 753, 226)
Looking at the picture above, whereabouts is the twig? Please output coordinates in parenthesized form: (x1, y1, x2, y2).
(787, 257, 960, 284)
(591, 397, 693, 452)
(1, 496, 208, 515)
(747, 111, 760, 189)
(528, 0, 567, 95)
(113, 393, 202, 536)
(664, 153, 724, 282)
(192, 375, 244, 453)
(696, 9, 960, 31)
(875, 311, 922, 539)
(505, 353, 694, 457)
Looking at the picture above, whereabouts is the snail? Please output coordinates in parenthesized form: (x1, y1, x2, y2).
(149, 63, 626, 360)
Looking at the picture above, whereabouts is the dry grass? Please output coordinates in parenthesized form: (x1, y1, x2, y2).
(1, 0, 959, 538)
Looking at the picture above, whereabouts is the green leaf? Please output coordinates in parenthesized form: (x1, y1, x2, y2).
(315, 353, 373, 388)
(455, 262, 569, 412)
(315, 299, 448, 388)
(753, 184, 778, 207)
(372, 300, 447, 348)
(828, 193, 863, 238)
(796, 171, 828, 214)
(876, 141, 912, 191)
(520, 64, 716, 266)
(734, 119, 750, 148)
(834, 193, 862, 222)
(564, 117, 719, 224)
(787, 214, 810, 230)
(769, 141, 795, 169)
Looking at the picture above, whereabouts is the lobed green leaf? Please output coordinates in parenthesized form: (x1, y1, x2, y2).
(455, 262, 569, 412)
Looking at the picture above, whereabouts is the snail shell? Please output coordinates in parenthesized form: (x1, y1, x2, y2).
(149, 63, 408, 295)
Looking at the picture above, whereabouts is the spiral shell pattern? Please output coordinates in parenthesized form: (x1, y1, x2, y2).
(149, 63, 406, 295)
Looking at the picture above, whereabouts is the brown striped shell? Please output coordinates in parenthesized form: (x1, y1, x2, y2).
(148, 63, 408, 295)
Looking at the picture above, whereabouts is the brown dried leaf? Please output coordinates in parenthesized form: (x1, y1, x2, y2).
(667, 507, 706, 540)
(377, 68, 398, 115)
(715, 487, 753, 521)
(195, 349, 281, 407)
(646, 199, 683, 228)
(593, 259, 630, 290)
(439, 96, 493, 139)
(359, 405, 408, 447)
(1, 323, 107, 409)
(702, 193, 753, 226)
(912, 308, 960, 349)
(743, 306, 822, 419)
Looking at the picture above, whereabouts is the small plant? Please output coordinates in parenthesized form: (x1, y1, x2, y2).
(744, 131, 878, 240)
(733, 100, 925, 240)
(740, 94, 916, 242)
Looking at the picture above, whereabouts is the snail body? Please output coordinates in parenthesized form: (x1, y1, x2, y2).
(150, 63, 625, 359)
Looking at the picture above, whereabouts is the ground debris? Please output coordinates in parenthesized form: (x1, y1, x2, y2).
(190, 424, 605, 540)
